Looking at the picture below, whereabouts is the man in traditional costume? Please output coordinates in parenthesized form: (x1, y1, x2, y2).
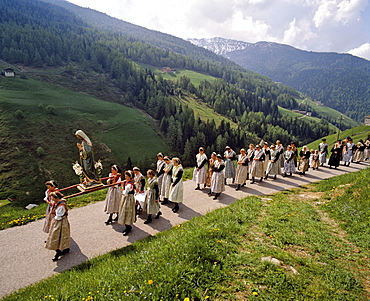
(250, 145, 265, 184)
(193, 147, 208, 190)
(224, 146, 236, 184)
(318, 138, 328, 166)
(75, 130, 100, 186)
(235, 148, 248, 190)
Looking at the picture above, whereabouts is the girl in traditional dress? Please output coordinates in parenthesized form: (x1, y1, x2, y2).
(353, 141, 365, 163)
(309, 149, 315, 169)
(43, 180, 58, 233)
(205, 152, 217, 189)
(169, 158, 184, 213)
(45, 191, 70, 262)
(156, 153, 165, 196)
(104, 165, 122, 225)
(224, 146, 236, 184)
(133, 167, 145, 193)
(342, 138, 354, 166)
(160, 156, 173, 204)
(250, 145, 265, 184)
(328, 142, 342, 168)
(312, 150, 320, 170)
(283, 145, 296, 177)
(210, 154, 225, 200)
(365, 140, 370, 161)
(193, 147, 208, 190)
(143, 170, 161, 224)
(118, 171, 136, 236)
(318, 139, 328, 166)
(262, 142, 270, 179)
(246, 144, 255, 180)
(265, 144, 281, 179)
(235, 148, 248, 190)
(298, 146, 310, 175)
(276, 140, 284, 168)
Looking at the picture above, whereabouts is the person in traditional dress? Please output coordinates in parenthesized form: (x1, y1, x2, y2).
(342, 137, 354, 166)
(235, 148, 248, 190)
(224, 146, 236, 184)
(262, 142, 271, 179)
(312, 150, 320, 170)
(276, 140, 284, 168)
(45, 191, 70, 262)
(283, 145, 296, 177)
(209, 154, 225, 200)
(118, 171, 136, 236)
(160, 156, 173, 204)
(193, 147, 208, 190)
(290, 141, 298, 169)
(169, 158, 184, 213)
(250, 145, 265, 184)
(336, 139, 344, 162)
(143, 170, 161, 224)
(75, 130, 100, 185)
(43, 180, 58, 234)
(318, 138, 328, 166)
(298, 146, 310, 175)
(205, 152, 217, 189)
(309, 149, 315, 169)
(365, 140, 370, 161)
(104, 164, 122, 225)
(133, 167, 145, 193)
(156, 153, 166, 196)
(246, 144, 255, 180)
(328, 142, 342, 168)
(265, 144, 281, 179)
(353, 141, 365, 163)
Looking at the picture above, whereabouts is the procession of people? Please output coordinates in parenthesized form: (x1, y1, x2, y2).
(43, 130, 370, 261)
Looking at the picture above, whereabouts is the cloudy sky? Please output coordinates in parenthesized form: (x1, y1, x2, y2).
(67, 0, 370, 60)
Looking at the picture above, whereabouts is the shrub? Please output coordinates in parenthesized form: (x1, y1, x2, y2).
(36, 147, 45, 157)
(14, 110, 25, 119)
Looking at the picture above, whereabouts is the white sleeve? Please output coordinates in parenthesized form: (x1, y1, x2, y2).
(123, 183, 133, 196)
(54, 206, 66, 220)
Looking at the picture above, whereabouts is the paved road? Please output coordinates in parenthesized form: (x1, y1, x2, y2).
(0, 162, 368, 298)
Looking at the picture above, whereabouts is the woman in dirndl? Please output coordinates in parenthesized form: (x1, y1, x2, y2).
(143, 170, 162, 224)
(160, 156, 173, 204)
(104, 164, 122, 225)
(45, 191, 70, 262)
(205, 152, 217, 189)
(169, 158, 184, 213)
(193, 147, 208, 190)
(265, 144, 281, 179)
(209, 154, 225, 200)
(235, 148, 248, 190)
(250, 145, 265, 184)
(118, 171, 136, 236)
(283, 145, 296, 176)
(43, 180, 59, 234)
(298, 146, 310, 175)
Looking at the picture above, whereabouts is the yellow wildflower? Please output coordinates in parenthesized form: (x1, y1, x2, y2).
(148, 280, 154, 284)
(252, 291, 258, 296)
(184, 298, 190, 301)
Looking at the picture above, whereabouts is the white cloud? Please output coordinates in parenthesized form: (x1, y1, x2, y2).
(348, 43, 370, 60)
(283, 18, 317, 47)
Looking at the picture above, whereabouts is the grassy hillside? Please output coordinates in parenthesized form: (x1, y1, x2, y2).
(3, 167, 369, 300)
(0, 76, 168, 204)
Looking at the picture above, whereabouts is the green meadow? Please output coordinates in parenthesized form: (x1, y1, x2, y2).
(3, 167, 369, 300)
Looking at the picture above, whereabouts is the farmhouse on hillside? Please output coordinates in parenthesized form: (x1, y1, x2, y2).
(160, 67, 176, 73)
(1, 68, 15, 77)
(365, 115, 370, 126)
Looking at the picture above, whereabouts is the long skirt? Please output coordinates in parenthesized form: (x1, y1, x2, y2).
(284, 161, 296, 174)
(118, 194, 136, 225)
(311, 160, 319, 169)
(205, 170, 213, 187)
(143, 189, 160, 215)
(319, 152, 327, 164)
(342, 150, 353, 163)
(263, 159, 269, 173)
(364, 148, 370, 160)
(169, 180, 183, 203)
(43, 204, 53, 233)
(353, 150, 364, 162)
(298, 159, 309, 172)
(235, 165, 248, 184)
(224, 161, 236, 179)
(266, 161, 281, 176)
(160, 173, 172, 200)
(104, 186, 121, 214)
(328, 154, 341, 167)
(193, 166, 207, 184)
(45, 216, 70, 251)
(250, 161, 264, 178)
(157, 174, 164, 196)
(211, 172, 225, 193)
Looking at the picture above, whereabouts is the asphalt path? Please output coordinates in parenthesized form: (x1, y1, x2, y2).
(0, 161, 368, 298)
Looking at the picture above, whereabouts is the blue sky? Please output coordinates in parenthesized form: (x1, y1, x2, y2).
(67, 0, 370, 60)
